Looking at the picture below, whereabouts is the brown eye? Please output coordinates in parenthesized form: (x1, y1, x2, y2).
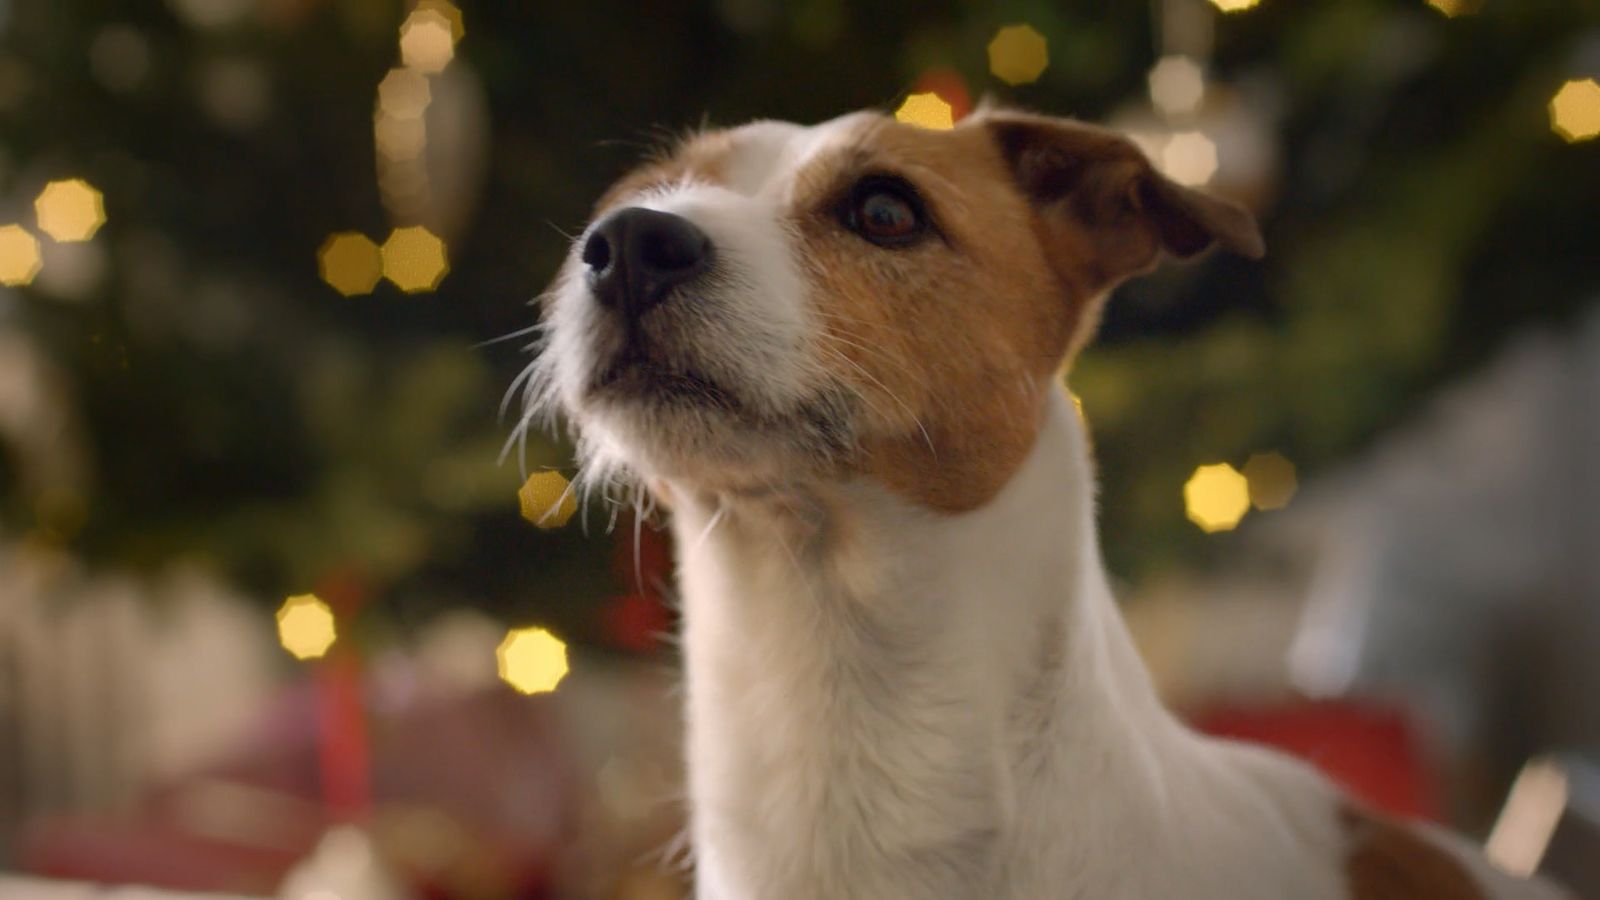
(844, 178, 928, 247)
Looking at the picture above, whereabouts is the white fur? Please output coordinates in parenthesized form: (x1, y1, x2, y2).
(671, 393, 1351, 899)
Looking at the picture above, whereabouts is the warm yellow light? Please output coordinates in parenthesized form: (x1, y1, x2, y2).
(374, 111, 427, 162)
(1208, 0, 1261, 11)
(377, 67, 431, 120)
(1242, 451, 1298, 511)
(276, 593, 337, 660)
(895, 92, 954, 131)
(317, 232, 382, 296)
(414, 0, 465, 42)
(987, 24, 1049, 87)
(0, 225, 42, 287)
(34, 179, 106, 242)
(380, 225, 448, 293)
(1549, 79, 1600, 143)
(1425, 0, 1479, 16)
(1149, 55, 1205, 117)
(519, 471, 578, 529)
(1184, 463, 1251, 533)
(1161, 131, 1219, 186)
(399, 9, 455, 74)
(497, 627, 569, 695)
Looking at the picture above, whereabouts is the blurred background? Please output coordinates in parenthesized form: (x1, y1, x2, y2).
(0, 0, 1597, 897)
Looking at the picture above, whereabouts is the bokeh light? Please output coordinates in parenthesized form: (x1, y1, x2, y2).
(496, 626, 569, 695)
(399, 9, 455, 74)
(34, 179, 106, 242)
(89, 26, 151, 93)
(166, 0, 253, 31)
(1242, 451, 1298, 511)
(1184, 463, 1251, 533)
(414, 0, 465, 42)
(1149, 55, 1205, 118)
(317, 232, 382, 296)
(0, 225, 42, 286)
(519, 471, 578, 529)
(380, 225, 449, 293)
(987, 24, 1049, 87)
(377, 67, 431, 120)
(275, 593, 337, 660)
(1425, 0, 1480, 16)
(1208, 0, 1262, 11)
(375, 112, 427, 162)
(1161, 131, 1219, 186)
(1549, 79, 1600, 143)
(911, 67, 972, 122)
(894, 92, 954, 130)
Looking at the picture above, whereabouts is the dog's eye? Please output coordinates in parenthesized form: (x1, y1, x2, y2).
(844, 179, 927, 247)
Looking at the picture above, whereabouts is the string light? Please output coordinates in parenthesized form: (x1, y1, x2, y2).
(1183, 463, 1250, 533)
(380, 225, 449, 292)
(987, 24, 1049, 87)
(1160, 131, 1219, 186)
(1549, 79, 1600, 143)
(399, 8, 455, 74)
(414, 0, 465, 43)
(375, 112, 426, 163)
(276, 593, 337, 660)
(496, 627, 569, 694)
(1242, 451, 1297, 511)
(519, 471, 578, 529)
(377, 67, 431, 120)
(895, 92, 954, 130)
(0, 226, 42, 286)
(1149, 55, 1206, 118)
(34, 179, 106, 242)
(317, 232, 382, 296)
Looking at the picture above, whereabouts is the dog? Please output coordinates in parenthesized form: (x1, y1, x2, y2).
(520, 107, 1570, 899)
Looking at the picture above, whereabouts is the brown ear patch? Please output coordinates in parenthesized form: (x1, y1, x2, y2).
(983, 111, 1263, 295)
(1139, 175, 1264, 259)
(1341, 806, 1488, 900)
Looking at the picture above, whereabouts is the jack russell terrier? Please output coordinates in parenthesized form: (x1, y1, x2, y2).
(519, 107, 1569, 899)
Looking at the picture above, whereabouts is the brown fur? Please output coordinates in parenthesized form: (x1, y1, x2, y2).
(1342, 806, 1490, 900)
(784, 111, 1262, 511)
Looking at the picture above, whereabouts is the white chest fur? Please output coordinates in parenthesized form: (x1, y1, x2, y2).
(668, 392, 1351, 900)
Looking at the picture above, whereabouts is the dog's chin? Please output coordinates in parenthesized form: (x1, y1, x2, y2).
(571, 360, 849, 491)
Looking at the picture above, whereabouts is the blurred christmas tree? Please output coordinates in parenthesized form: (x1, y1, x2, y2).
(0, 0, 1594, 640)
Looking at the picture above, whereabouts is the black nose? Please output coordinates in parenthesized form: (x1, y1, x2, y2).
(581, 207, 712, 317)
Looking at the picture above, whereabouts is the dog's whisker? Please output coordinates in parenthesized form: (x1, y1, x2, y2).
(686, 500, 728, 559)
(534, 473, 578, 528)
(632, 487, 646, 594)
(498, 355, 546, 421)
(816, 336, 938, 461)
(544, 219, 580, 242)
(477, 321, 547, 350)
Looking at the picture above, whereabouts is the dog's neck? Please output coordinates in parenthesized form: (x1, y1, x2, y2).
(667, 389, 1207, 898)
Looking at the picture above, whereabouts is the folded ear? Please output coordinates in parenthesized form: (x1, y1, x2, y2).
(981, 111, 1263, 294)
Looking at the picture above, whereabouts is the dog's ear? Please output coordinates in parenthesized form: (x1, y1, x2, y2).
(981, 112, 1263, 294)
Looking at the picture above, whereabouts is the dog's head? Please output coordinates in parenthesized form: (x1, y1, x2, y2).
(527, 109, 1261, 511)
